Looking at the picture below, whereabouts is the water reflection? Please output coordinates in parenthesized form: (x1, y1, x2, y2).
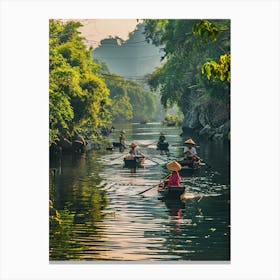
(50, 122, 230, 261)
(50, 153, 110, 260)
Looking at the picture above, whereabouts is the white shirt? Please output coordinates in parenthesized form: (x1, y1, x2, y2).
(183, 146, 197, 156)
(129, 148, 143, 157)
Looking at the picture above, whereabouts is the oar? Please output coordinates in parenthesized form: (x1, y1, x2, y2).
(110, 154, 126, 161)
(137, 175, 170, 195)
(145, 157, 162, 165)
(199, 159, 221, 174)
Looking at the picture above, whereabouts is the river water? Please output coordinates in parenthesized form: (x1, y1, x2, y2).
(49, 122, 230, 261)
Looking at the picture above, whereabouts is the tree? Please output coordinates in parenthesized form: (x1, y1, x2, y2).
(49, 20, 112, 145)
(143, 19, 230, 111)
(193, 20, 231, 82)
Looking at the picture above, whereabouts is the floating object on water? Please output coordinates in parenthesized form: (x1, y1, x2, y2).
(177, 159, 202, 172)
(158, 185, 186, 199)
(157, 142, 169, 151)
(123, 155, 145, 168)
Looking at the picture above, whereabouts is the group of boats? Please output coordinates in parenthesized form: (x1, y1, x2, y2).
(107, 135, 203, 201)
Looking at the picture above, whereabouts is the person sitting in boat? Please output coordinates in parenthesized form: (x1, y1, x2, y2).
(157, 131, 166, 149)
(183, 138, 200, 168)
(163, 161, 182, 188)
(128, 143, 144, 157)
(119, 129, 126, 151)
(158, 131, 166, 143)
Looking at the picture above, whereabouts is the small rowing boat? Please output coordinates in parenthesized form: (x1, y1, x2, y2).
(178, 159, 201, 172)
(123, 155, 145, 168)
(158, 184, 186, 199)
(112, 142, 121, 148)
(156, 142, 169, 151)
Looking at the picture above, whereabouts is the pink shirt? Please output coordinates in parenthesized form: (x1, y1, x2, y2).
(166, 171, 181, 187)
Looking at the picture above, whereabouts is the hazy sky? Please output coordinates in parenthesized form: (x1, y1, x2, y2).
(76, 19, 140, 48)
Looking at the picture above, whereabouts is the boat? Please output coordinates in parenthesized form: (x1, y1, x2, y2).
(166, 122, 176, 127)
(156, 142, 169, 151)
(123, 155, 145, 168)
(158, 184, 186, 199)
(112, 142, 121, 148)
(177, 159, 202, 172)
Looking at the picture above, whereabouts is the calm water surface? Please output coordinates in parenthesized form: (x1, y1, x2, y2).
(50, 123, 230, 261)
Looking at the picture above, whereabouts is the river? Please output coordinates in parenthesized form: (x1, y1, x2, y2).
(49, 122, 230, 261)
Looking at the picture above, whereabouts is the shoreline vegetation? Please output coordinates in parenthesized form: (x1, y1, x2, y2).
(49, 20, 161, 157)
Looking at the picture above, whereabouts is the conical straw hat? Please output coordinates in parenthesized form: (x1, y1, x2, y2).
(185, 138, 196, 145)
(160, 131, 165, 135)
(129, 142, 137, 148)
(166, 161, 182, 171)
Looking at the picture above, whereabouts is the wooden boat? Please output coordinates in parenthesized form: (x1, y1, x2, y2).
(123, 156, 145, 168)
(156, 142, 169, 151)
(166, 122, 176, 127)
(158, 185, 186, 199)
(178, 159, 201, 172)
(112, 142, 121, 148)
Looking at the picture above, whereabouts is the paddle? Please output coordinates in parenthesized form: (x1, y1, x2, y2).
(137, 175, 170, 195)
(110, 154, 126, 161)
(198, 158, 221, 174)
(145, 157, 162, 165)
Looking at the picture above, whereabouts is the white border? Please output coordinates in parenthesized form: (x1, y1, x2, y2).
(0, 0, 279, 279)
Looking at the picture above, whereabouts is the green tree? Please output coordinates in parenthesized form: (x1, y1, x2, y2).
(49, 20, 112, 145)
(100, 73, 133, 121)
(193, 20, 230, 82)
(143, 19, 230, 112)
(94, 59, 158, 122)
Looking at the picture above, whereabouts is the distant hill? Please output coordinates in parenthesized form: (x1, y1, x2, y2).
(92, 23, 164, 79)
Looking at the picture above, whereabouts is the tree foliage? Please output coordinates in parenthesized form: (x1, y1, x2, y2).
(126, 80, 157, 122)
(94, 59, 158, 122)
(49, 20, 111, 145)
(201, 54, 231, 82)
(192, 20, 221, 42)
(143, 19, 230, 113)
(192, 20, 230, 82)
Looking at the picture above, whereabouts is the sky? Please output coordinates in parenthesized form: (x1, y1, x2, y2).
(76, 19, 140, 48)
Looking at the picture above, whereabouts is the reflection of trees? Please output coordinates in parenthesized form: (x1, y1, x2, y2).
(49, 204, 78, 260)
(49, 152, 110, 260)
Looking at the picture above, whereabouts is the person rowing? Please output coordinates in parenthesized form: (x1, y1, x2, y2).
(182, 138, 200, 168)
(159, 161, 182, 191)
(127, 142, 145, 165)
(119, 129, 126, 152)
(157, 131, 169, 151)
(158, 131, 166, 144)
(128, 142, 144, 157)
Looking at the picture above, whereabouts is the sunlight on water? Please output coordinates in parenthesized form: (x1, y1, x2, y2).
(50, 123, 230, 261)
